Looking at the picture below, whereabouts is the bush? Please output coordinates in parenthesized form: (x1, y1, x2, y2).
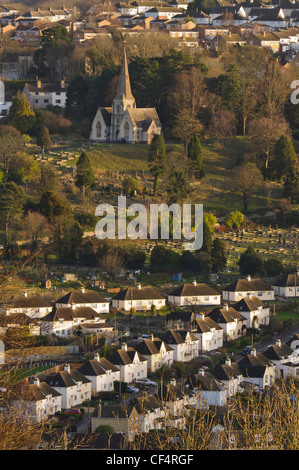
(224, 211, 244, 229)
(75, 212, 99, 228)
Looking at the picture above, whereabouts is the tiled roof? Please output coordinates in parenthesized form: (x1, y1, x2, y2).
(169, 283, 220, 297)
(113, 286, 164, 301)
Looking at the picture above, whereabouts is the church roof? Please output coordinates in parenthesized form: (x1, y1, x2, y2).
(114, 48, 135, 102)
(126, 107, 161, 130)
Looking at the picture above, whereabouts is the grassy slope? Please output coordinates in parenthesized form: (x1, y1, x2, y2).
(41, 136, 285, 215)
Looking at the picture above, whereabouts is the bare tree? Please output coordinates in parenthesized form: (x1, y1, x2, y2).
(229, 162, 263, 211)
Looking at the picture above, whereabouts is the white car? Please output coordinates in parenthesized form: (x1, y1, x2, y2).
(126, 385, 139, 393)
(135, 378, 157, 387)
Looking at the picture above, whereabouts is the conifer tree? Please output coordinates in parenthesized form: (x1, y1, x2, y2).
(75, 151, 94, 198)
(7, 92, 35, 134)
(187, 135, 204, 179)
(211, 237, 227, 272)
(36, 126, 51, 155)
(148, 134, 166, 195)
(271, 135, 298, 182)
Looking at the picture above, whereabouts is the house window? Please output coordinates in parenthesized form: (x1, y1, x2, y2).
(96, 121, 101, 138)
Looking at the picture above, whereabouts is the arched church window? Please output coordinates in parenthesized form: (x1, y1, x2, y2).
(124, 122, 130, 139)
(96, 121, 102, 138)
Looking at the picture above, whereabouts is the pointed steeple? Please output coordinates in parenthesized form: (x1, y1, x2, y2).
(114, 48, 135, 102)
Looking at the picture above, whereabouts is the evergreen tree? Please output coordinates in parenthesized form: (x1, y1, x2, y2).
(166, 167, 191, 204)
(201, 221, 212, 254)
(40, 25, 72, 48)
(187, 135, 204, 179)
(7, 92, 36, 134)
(148, 134, 166, 195)
(0, 181, 25, 244)
(211, 238, 227, 272)
(238, 246, 263, 276)
(36, 126, 51, 155)
(284, 164, 299, 203)
(39, 190, 69, 222)
(75, 151, 94, 198)
(271, 135, 298, 182)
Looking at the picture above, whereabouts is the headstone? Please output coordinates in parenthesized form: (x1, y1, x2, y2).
(0, 341, 4, 365)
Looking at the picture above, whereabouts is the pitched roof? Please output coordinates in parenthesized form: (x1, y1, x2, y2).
(55, 291, 109, 305)
(193, 316, 223, 333)
(274, 274, 299, 287)
(5, 294, 52, 309)
(262, 343, 293, 360)
(169, 283, 220, 297)
(134, 338, 160, 356)
(233, 296, 264, 312)
(78, 358, 119, 376)
(167, 311, 195, 322)
(113, 286, 164, 301)
(223, 278, 272, 293)
(129, 394, 162, 413)
(93, 404, 137, 419)
(43, 371, 77, 388)
(185, 372, 225, 391)
(237, 350, 271, 367)
(126, 107, 161, 131)
(161, 329, 198, 345)
(108, 347, 147, 366)
(211, 362, 241, 381)
(207, 306, 246, 324)
(25, 82, 67, 93)
(43, 306, 103, 322)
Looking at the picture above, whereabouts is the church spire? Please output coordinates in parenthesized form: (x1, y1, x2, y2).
(114, 48, 135, 102)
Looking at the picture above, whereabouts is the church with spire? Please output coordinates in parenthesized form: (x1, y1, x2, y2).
(89, 49, 162, 144)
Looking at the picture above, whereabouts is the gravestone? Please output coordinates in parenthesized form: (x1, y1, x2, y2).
(0, 341, 4, 364)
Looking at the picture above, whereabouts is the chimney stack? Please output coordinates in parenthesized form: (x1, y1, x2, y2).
(64, 363, 70, 373)
(33, 376, 40, 386)
(198, 368, 205, 376)
(247, 275, 251, 281)
(225, 356, 231, 367)
(137, 283, 141, 290)
(276, 339, 281, 347)
(94, 353, 100, 362)
(193, 279, 197, 286)
(121, 343, 127, 351)
(250, 348, 256, 356)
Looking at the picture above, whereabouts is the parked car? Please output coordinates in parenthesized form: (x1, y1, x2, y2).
(126, 385, 139, 393)
(135, 378, 157, 387)
(242, 345, 253, 356)
(64, 409, 81, 414)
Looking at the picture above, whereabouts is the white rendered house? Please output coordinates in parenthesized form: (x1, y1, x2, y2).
(107, 344, 148, 384)
(222, 276, 274, 302)
(112, 284, 166, 312)
(168, 280, 221, 307)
